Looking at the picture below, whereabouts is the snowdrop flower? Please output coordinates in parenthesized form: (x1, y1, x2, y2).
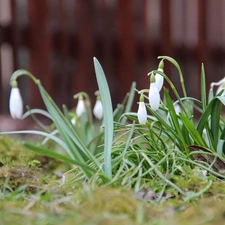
(9, 86, 23, 119)
(137, 100, 147, 124)
(174, 104, 181, 115)
(210, 77, 225, 95)
(71, 117, 76, 125)
(155, 68, 164, 91)
(76, 98, 86, 117)
(149, 75, 160, 111)
(93, 99, 103, 120)
(153, 60, 164, 92)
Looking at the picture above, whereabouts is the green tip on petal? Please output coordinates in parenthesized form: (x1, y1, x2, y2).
(139, 93, 145, 102)
(150, 74, 156, 83)
(11, 80, 18, 88)
(158, 60, 164, 70)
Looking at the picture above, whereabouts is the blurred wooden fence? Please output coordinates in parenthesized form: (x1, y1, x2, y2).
(0, 0, 225, 114)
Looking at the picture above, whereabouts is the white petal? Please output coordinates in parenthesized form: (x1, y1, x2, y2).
(216, 84, 225, 96)
(154, 68, 164, 91)
(76, 99, 86, 117)
(137, 102, 147, 124)
(174, 104, 181, 115)
(149, 83, 160, 111)
(210, 77, 225, 89)
(9, 88, 23, 119)
(71, 118, 76, 125)
(93, 100, 103, 120)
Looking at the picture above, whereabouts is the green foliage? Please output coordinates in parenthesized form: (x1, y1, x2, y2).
(2, 56, 225, 202)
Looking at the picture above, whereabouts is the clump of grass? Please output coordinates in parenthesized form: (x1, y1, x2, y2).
(2, 56, 225, 202)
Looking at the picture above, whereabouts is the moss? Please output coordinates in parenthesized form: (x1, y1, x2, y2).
(0, 136, 34, 164)
(176, 197, 225, 225)
(0, 164, 45, 192)
(2, 136, 225, 224)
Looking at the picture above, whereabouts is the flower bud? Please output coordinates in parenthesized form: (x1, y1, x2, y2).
(93, 99, 103, 120)
(76, 99, 86, 117)
(149, 82, 160, 111)
(155, 68, 164, 92)
(9, 87, 23, 119)
(137, 102, 147, 124)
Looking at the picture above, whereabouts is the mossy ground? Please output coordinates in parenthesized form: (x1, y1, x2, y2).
(1, 136, 225, 225)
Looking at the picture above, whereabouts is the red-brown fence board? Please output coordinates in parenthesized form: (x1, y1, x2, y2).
(0, 0, 225, 114)
(28, 0, 53, 108)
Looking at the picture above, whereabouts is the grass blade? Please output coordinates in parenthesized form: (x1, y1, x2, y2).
(180, 113, 207, 147)
(121, 82, 136, 124)
(211, 99, 222, 149)
(93, 57, 113, 178)
(24, 143, 96, 172)
(201, 64, 207, 110)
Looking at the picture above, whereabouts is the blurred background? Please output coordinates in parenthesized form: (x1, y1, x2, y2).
(0, 0, 225, 118)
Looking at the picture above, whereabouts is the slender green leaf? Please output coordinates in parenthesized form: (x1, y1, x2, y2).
(93, 57, 114, 178)
(201, 64, 207, 110)
(217, 140, 224, 156)
(121, 82, 136, 124)
(22, 108, 52, 120)
(37, 82, 100, 178)
(180, 113, 206, 147)
(24, 143, 96, 173)
(211, 99, 222, 148)
(0, 130, 72, 157)
(164, 88, 188, 152)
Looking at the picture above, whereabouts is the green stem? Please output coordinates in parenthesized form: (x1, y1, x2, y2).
(151, 70, 189, 117)
(142, 153, 186, 196)
(158, 56, 187, 97)
(10, 69, 39, 86)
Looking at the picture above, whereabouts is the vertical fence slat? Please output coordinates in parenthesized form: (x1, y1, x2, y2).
(160, 0, 172, 56)
(10, 0, 19, 69)
(160, 0, 176, 96)
(137, 0, 152, 92)
(197, 0, 207, 63)
(116, 0, 135, 101)
(73, 0, 95, 98)
(57, 0, 69, 106)
(0, 24, 2, 113)
(197, 0, 208, 93)
(28, 0, 52, 108)
(96, 0, 116, 103)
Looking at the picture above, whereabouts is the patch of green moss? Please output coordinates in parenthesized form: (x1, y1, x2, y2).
(0, 135, 34, 164)
(0, 164, 45, 192)
(173, 167, 210, 193)
(0, 135, 67, 193)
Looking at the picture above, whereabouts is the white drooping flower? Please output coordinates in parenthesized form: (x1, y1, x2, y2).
(149, 82, 160, 111)
(154, 68, 164, 92)
(76, 99, 86, 117)
(93, 99, 103, 120)
(137, 102, 147, 124)
(9, 87, 23, 119)
(174, 104, 181, 115)
(210, 77, 225, 95)
(71, 117, 76, 125)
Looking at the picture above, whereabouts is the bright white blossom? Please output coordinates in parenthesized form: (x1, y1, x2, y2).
(174, 104, 181, 115)
(71, 117, 76, 125)
(137, 102, 147, 124)
(149, 82, 160, 111)
(93, 100, 103, 120)
(76, 99, 86, 117)
(9, 87, 23, 119)
(210, 77, 225, 95)
(154, 68, 164, 91)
